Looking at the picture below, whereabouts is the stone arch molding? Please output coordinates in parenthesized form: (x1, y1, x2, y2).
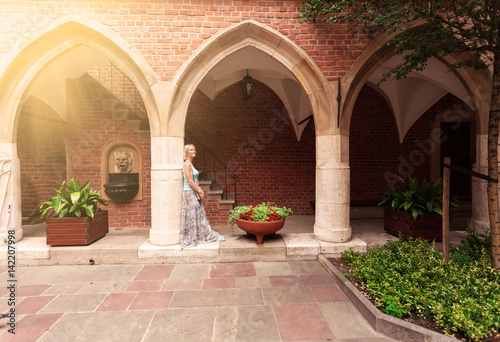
(166, 20, 336, 137)
(340, 28, 492, 137)
(0, 15, 162, 144)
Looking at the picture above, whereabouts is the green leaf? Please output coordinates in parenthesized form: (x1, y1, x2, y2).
(404, 201, 413, 211)
(70, 192, 81, 204)
(411, 208, 419, 221)
(433, 208, 443, 215)
(69, 178, 79, 191)
(58, 208, 68, 218)
(84, 206, 94, 218)
(80, 179, 91, 192)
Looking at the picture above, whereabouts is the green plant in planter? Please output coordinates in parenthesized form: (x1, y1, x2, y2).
(32, 179, 108, 221)
(377, 176, 456, 220)
(228, 202, 293, 233)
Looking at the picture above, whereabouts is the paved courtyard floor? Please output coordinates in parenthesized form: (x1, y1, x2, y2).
(0, 261, 399, 342)
(0, 211, 468, 341)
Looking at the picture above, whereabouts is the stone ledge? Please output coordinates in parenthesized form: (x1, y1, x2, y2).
(281, 233, 320, 260)
(318, 254, 460, 342)
(138, 240, 219, 263)
(0, 237, 51, 266)
(318, 236, 367, 257)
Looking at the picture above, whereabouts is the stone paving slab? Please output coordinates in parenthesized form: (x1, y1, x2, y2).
(0, 261, 398, 342)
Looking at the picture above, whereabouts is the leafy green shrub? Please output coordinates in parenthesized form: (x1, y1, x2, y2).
(451, 225, 491, 265)
(341, 237, 500, 341)
(32, 179, 108, 220)
(377, 176, 457, 220)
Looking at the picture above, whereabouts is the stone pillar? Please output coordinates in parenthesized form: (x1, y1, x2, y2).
(149, 136, 184, 246)
(0, 143, 22, 245)
(471, 134, 491, 230)
(314, 134, 351, 242)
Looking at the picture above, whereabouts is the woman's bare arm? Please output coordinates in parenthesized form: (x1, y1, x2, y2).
(183, 162, 204, 198)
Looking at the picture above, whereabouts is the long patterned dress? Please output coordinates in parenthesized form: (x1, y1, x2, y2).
(180, 161, 221, 248)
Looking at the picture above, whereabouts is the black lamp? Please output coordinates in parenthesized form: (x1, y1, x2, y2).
(239, 69, 256, 101)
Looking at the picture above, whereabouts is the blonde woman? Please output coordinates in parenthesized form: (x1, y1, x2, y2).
(180, 144, 224, 248)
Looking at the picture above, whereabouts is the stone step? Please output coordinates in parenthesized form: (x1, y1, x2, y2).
(218, 199, 235, 210)
(112, 108, 129, 120)
(207, 189, 223, 201)
(102, 98, 117, 110)
(8, 228, 367, 265)
(126, 120, 141, 131)
(199, 180, 213, 192)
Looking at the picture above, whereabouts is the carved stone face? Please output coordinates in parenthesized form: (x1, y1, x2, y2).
(114, 152, 133, 173)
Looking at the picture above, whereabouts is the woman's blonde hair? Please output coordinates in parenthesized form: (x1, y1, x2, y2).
(183, 144, 196, 160)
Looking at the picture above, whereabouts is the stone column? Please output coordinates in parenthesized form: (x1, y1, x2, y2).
(0, 143, 22, 245)
(314, 134, 351, 242)
(471, 134, 491, 230)
(149, 136, 184, 246)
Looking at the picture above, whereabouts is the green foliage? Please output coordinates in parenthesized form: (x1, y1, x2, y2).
(377, 176, 454, 220)
(300, 0, 498, 83)
(341, 238, 500, 341)
(451, 224, 492, 265)
(32, 179, 108, 220)
(228, 202, 293, 232)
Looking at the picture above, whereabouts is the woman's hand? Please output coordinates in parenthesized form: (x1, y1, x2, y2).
(198, 190, 205, 199)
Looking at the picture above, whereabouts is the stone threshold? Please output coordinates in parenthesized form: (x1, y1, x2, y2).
(1, 230, 367, 266)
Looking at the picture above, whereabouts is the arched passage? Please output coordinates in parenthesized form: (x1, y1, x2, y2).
(0, 16, 161, 243)
(340, 29, 492, 230)
(340, 31, 491, 136)
(167, 20, 334, 137)
(0, 17, 161, 143)
(149, 20, 353, 245)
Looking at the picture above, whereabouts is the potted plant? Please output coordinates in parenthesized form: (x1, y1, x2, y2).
(377, 176, 456, 241)
(32, 179, 109, 246)
(228, 202, 293, 243)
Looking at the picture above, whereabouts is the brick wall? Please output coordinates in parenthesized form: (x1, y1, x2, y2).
(88, 64, 148, 125)
(65, 75, 151, 228)
(349, 86, 471, 205)
(0, 1, 372, 82)
(18, 97, 68, 218)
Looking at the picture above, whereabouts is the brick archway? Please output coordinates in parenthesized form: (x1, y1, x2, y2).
(0, 16, 161, 244)
(340, 28, 493, 231)
(166, 20, 335, 138)
(0, 16, 160, 144)
(339, 30, 491, 136)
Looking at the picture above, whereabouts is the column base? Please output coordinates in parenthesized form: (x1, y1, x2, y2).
(470, 218, 490, 232)
(314, 224, 351, 243)
(149, 228, 180, 246)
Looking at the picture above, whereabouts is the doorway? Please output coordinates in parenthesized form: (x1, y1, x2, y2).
(440, 122, 472, 200)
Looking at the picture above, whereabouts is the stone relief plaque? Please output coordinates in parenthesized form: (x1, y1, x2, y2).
(113, 151, 134, 173)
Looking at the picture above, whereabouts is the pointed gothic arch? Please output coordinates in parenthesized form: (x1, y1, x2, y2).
(165, 20, 336, 137)
(340, 30, 492, 136)
(0, 16, 161, 144)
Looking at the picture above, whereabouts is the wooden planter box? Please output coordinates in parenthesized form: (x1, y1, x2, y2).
(384, 207, 442, 241)
(46, 210, 109, 246)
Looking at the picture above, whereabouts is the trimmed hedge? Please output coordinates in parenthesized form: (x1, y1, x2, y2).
(341, 233, 500, 341)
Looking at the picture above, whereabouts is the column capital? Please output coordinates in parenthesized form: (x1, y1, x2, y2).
(316, 134, 349, 166)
